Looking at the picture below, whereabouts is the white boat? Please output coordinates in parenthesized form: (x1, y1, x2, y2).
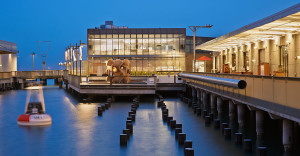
(17, 86, 52, 126)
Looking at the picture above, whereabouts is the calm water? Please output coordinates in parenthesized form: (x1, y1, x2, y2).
(0, 80, 294, 156)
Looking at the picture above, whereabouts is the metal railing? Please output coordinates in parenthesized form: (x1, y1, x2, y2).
(0, 72, 12, 79)
(13, 70, 63, 79)
(67, 74, 157, 86)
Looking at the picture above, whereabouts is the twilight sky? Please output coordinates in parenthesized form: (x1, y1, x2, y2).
(0, 0, 298, 70)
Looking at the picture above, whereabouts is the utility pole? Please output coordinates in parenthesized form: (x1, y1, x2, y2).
(30, 52, 37, 71)
(189, 25, 213, 72)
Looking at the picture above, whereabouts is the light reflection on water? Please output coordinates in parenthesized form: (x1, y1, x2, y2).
(0, 85, 294, 156)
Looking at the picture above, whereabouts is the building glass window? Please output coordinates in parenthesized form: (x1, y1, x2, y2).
(87, 29, 186, 75)
(119, 39, 124, 55)
(137, 39, 143, 55)
(107, 39, 112, 55)
(100, 39, 106, 55)
(125, 39, 130, 55)
(94, 39, 100, 55)
(155, 38, 161, 55)
(149, 39, 155, 55)
(112, 39, 118, 55)
(143, 38, 149, 55)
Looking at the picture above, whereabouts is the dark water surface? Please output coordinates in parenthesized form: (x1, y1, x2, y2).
(0, 81, 293, 156)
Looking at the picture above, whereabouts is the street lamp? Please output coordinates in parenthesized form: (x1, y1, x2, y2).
(79, 40, 87, 79)
(189, 24, 213, 72)
(64, 62, 67, 70)
(59, 62, 63, 70)
(30, 52, 37, 71)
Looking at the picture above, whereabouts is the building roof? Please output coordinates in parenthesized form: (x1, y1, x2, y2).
(88, 28, 186, 35)
(0, 40, 18, 54)
(197, 3, 300, 51)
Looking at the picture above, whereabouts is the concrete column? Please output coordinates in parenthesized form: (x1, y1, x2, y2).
(41, 79, 47, 86)
(229, 101, 236, 120)
(58, 79, 63, 89)
(210, 94, 216, 110)
(188, 86, 192, 98)
(202, 92, 208, 110)
(237, 104, 246, 129)
(191, 87, 196, 102)
(196, 89, 200, 102)
(282, 119, 293, 152)
(213, 56, 215, 72)
(20, 83, 24, 89)
(217, 97, 223, 119)
(256, 110, 264, 138)
(54, 78, 59, 85)
(220, 51, 224, 73)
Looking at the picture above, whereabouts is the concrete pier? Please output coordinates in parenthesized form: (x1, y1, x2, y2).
(282, 119, 293, 152)
(228, 101, 236, 121)
(196, 89, 202, 104)
(202, 92, 208, 110)
(237, 104, 246, 129)
(256, 110, 264, 138)
(217, 97, 223, 119)
(210, 94, 216, 114)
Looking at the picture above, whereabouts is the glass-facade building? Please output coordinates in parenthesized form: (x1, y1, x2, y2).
(87, 26, 186, 75)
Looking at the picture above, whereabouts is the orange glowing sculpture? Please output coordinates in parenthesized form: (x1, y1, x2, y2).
(106, 59, 131, 83)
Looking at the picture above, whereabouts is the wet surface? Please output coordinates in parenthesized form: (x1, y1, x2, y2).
(0, 81, 298, 156)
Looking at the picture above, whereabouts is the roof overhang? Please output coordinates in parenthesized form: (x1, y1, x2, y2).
(0, 40, 18, 54)
(197, 3, 300, 51)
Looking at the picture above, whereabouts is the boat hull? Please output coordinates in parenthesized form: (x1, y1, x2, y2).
(17, 114, 52, 126)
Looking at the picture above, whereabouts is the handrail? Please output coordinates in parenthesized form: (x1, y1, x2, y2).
(178, 73, 247, 89)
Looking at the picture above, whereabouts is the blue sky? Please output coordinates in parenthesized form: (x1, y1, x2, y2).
(0, 0, 298, 70)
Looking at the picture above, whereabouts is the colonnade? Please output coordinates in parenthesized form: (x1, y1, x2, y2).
(185, 84, 297, 152)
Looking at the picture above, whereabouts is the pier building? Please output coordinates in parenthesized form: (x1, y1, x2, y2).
(87, 23, 186, 76)
(86, 21, 214, 76)
(199, 4, 300, 77)
(0, 40, 18, 72)
(179, 3, 300, 152)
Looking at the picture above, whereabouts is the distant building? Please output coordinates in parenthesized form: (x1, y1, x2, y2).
(87, 21, 214, 76)
(0, 40, 18, 72)
(185, 36, 215, 72)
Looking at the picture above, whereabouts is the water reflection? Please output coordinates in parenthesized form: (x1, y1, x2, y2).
(75, 103, 97, 155)
(0, 87, 296, 156)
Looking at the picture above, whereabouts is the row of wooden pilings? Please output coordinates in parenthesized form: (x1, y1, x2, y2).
(120, 97, 139, 146)
(180, 94, 267, 156)
(97, 98, 112, 116)
(157, 94, 194, 156)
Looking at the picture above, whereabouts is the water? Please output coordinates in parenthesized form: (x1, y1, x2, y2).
(0, 80, 296, 156)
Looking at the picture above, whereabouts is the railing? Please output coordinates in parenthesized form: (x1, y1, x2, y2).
(181, 72, 300, 111)
(67, 74, 157, 88)
(68, 75, 81, 89)
(14, 70, 63, 78)
(0, 72, 12, 79)
(83, 76, 157, 85)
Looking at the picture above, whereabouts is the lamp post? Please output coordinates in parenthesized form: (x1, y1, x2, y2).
(64, 62, 67, 70)
(79, 40, 87, 80)
(30, 52, 37, 71)
(189, 25, 213, 72)
(59, 62, 63, 70)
